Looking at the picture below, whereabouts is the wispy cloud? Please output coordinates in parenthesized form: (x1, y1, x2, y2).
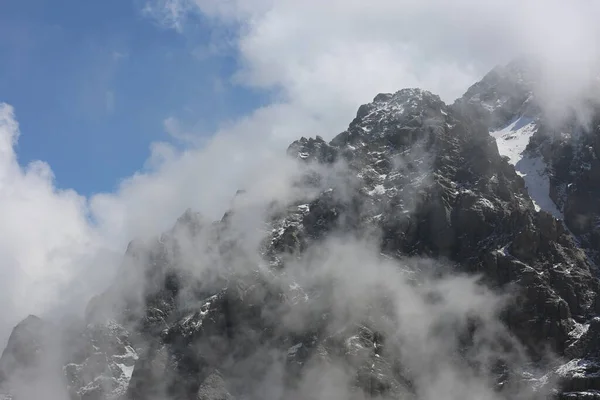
(142, 0, 196, 32)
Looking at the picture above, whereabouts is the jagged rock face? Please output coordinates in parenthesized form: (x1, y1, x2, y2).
(457, 58, 600, 264)
(456, 57, 541, 130)
(0, 316, 48, 378)
(529, 119, 600, 263)
(0, 316, 71, 399)
(64, 322, 138, 400)
(2, 62, 600, 399)
(288, 87, 598, 358)
(456, 60, 600, 398)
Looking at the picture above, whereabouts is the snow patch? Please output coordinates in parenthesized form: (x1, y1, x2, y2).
(569, 322, 590, 340)
(556, 358, 600, 378)
(116, 363, 135, 381)
(491, 117, 536, 165)
(368, 185, 386, 196)
(491, 117, 562, 219)
(561, 390, 600, 398)
(477, 198, 495, 209)
(287, 343, 303, 356)
(495, 244, 510, 257)
(297, 204, 310, 213)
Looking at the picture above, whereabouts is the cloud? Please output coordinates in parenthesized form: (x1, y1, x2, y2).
(162, 116, 205, 144)
(148, 0, 600, 130)
(273, 237, 531, 400)
(0, 104, 118, 346)
(0, 100, 307, 346)
(142, 0, 197, 32)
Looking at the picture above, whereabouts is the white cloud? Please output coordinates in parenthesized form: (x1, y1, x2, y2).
(142, 0, 197, 32)
(2, 0, 600, 351)
(152, 0, 600, 130)
(0, 101, 306, 346)
(0, 104, 118, 345)
(162, 116, 206, 144)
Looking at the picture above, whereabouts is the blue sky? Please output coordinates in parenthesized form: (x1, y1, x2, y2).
(0, 0, 266, 195)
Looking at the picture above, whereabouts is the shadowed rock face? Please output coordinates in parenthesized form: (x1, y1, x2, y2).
(2, 61, 600, 400)
(0, 315, 50, 381)
(528, 118, 600, 264)
(0, 316, 70, 399)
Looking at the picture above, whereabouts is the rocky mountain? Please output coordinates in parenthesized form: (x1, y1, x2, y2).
(2, 59, 600, 399)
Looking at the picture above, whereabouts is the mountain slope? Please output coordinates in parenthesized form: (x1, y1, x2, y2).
(2, 61, 600, 400)
(456, 59, 600, 398)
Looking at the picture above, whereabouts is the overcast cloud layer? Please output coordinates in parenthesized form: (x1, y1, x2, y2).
(2, 0, 600, 346)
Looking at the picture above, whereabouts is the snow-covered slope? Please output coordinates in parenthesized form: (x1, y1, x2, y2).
(491, 116, 563, 219)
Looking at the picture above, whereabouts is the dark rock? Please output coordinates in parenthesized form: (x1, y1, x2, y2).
(196, 371, 234, 400)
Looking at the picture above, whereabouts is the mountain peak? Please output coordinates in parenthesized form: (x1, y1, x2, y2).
(309, 87, 449, 153)
(372, 87, 439, 103)
(455, 59, 541, 130)
(356, 88, 445, 123)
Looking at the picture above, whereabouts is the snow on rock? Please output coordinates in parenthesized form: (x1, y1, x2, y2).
(368, 184, 387, 196)
(287, 343, 303, 357)
(561, 390, 600, 399)
(570, 322, 591, 341)
(352, 89, 446, 138)
(491, 116, 563, 219)
(62, 321, 140, 400)
(494, 244, 511, 257)
(556, 358, 600, 379)
(491, 117, 536, 164)
(477, 198, 496, 210)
